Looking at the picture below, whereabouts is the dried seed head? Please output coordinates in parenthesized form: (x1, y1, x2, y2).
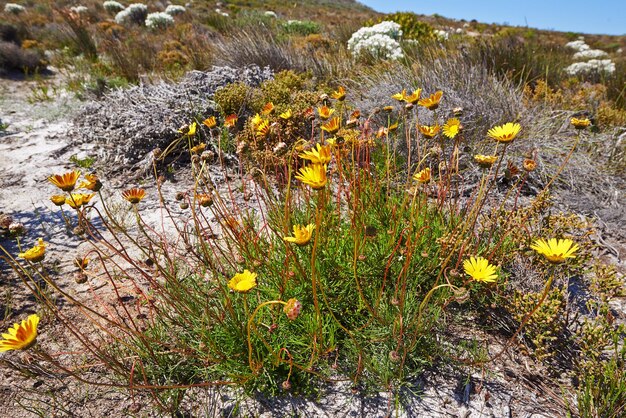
(74, 272, 88, 284)
(8, 222, 25, 236)
(454, 287, 470, 304)
(201, 150, 216, 162)
(0, 214, 13, 229)
(175, 191, 185, 201)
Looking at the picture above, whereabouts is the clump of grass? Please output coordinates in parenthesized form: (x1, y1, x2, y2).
(0, 41, 46, 74)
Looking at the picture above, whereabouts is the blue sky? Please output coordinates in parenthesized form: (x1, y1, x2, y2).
(359, 0, 626, 35)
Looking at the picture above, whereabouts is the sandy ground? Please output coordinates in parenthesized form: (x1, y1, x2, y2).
(0, 71, 622, 417)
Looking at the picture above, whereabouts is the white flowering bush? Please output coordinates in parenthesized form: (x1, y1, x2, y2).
(434, 29, 449, 41)
(115, 3, 148, 25)
(565, 40, 590, 52)
(347, 21, 404, 61)
(164, 5, 185, 16)
(145, 11, 174, 30)
(565, 59, 616, 76)
(4, 3, 25, 14)
(70, 5, 89, 14)
(103, 1, 124, 13)
(573, 49, 608, 60)
(264, 10, 277, 18)
(564, 38, 614, 78)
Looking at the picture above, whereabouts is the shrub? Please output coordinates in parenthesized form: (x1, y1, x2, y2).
(573, 49, 608, 60)
(347, 21, 404, 61)
(0, 40, 45, 74)
(164, 4, 185, 16)
(70, 5, 89, 14)
(212, 27, 342, 77)
(214, 81, 252, 116)
(4, 3, 25, 15)
(115, 3, 148, 26)
(145, 12, 175, 30)
(0, 23, 19, 43)
(72, 65, 272, 170)
(368, 12, 434, 42)
(281, 20, 321, 36)
(103, 1, 125, 13)
(565, 59, 616, 77)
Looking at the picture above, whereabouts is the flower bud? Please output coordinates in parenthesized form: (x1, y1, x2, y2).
(283, 298, 302, 320)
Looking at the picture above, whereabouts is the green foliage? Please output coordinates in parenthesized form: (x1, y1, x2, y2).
(369, 12, 435, 41)
(69, 154, 96, 169)
(257, 70, 311, 108)
(214, 82, 252, 116)
(281, 20, 322, 36)
(577, 355, 626, 418)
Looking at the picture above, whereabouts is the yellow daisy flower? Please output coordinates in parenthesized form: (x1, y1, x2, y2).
(474, 154, 498, 168)
(279, 109, 293, 120)
(48, 170, 81, 192)
(250, 113, 263, 128)
(299, 143, 331, 165)
(78, 174, 102, 192)
(530, 238, 579, 264)
(413, 167, 431, 183)
(228, 269, 257, 292)
(283, 224, 315, 246)
(317, 105, 335, 120)
(262, 102, 275, 115)
(18, 238, 46, 263)
(418, 124, 440, 139)
(295, 164, 327, 190)
(321, 117, 341, 135)
(442, 118, 461, 139)
(255, 120, 271, 138)
(487, 122, 521, 143)
(463, 256, 498, 283)
(331, 86, 346, 101)
(418, 90, 443, 110)
(203, 116, 217, 129)
(122, 188, 146, 204)
(50, 195, 66, 206)
(391, 89, 407, 102)
(66, 193, 95, 209)
(404, 88, 422, 105)
(190, 143, 206, 154)
(570, 117, 591, 129)
(224, 114, 238, 127)
(0, 314, 40, 352)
